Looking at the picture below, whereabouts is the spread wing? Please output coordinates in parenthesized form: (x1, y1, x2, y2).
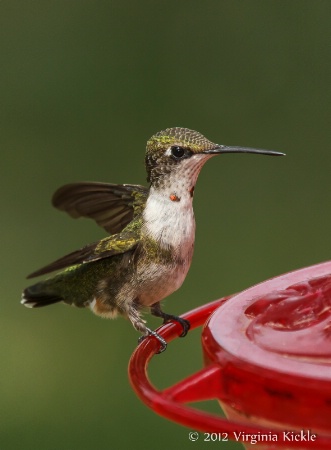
(52, 182, 148, 234)
(27, 231, 139, 279)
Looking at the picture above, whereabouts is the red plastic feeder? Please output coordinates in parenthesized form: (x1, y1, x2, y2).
(129, 262, 331, 449)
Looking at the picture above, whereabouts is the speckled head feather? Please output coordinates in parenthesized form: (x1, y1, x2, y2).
(147, 127, 216, 152)
(145, 127, 217, 185)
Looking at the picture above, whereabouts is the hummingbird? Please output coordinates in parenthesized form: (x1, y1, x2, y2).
(21, 127, 284, 352)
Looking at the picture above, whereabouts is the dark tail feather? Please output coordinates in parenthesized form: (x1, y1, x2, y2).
(21, 281, 63, 308)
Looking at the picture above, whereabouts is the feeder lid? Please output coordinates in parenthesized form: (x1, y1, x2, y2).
(202, 261, 331, 433)
(203, 260, 331, 379)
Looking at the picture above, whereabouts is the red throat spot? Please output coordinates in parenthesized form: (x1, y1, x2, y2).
(169, 193, 180, 202)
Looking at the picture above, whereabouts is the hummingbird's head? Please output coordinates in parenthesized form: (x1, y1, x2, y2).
(145, 127, 284, 188)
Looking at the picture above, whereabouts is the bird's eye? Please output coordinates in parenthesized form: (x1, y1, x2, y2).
(171, 146, 185, 158)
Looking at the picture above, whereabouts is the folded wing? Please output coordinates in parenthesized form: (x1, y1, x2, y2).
(27, 231, 139, 279)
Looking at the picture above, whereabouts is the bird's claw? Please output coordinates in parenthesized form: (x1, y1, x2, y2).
(138, 328, 167, 353)
(163, 316, 191, 337)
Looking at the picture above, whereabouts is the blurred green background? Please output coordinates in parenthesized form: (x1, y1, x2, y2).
(1, 1, 331, 449)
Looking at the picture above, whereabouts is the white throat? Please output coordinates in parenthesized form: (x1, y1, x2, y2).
(142, 184, 196, 258)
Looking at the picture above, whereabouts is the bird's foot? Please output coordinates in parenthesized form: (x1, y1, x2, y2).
(150, 303, 191, 338)
(138, 328, 167, 353)
(161, 314, 191, 337)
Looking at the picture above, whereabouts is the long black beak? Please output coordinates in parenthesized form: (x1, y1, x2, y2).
(204, 145, 285, 157)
